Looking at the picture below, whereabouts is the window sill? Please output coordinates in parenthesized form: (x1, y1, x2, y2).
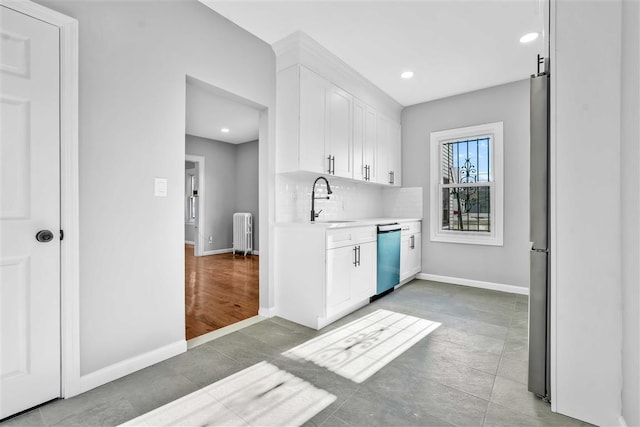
(430, 231, 503, 246)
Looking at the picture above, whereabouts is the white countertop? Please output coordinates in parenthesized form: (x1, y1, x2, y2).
(275, 217, 422, 229)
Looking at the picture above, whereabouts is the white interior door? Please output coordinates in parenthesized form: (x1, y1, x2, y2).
(1, 6, 61, 418)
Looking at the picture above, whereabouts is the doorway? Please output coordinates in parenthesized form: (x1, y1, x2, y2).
(183, 76, 261, 341)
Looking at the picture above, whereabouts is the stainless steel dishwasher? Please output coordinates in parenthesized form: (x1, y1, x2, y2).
(376, 223, 401, 297)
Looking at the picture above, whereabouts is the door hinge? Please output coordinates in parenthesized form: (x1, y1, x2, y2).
(60, 229, 64, 241)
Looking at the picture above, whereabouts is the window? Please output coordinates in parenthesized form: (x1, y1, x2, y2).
(429, 122, 503, 246)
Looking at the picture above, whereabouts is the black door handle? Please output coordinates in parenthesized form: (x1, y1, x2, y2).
(36, 230, 54, 242)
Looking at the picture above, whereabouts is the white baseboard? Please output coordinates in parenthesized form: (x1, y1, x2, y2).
(258, 306, 276, 318)
(203, 248, 233, 256)
(185, 240, 195, 245)
(78, 340, 186, 394)
(618, 415, 628, 427)
(416, 273, 529, 296)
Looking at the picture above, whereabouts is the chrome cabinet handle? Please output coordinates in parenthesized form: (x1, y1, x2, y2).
(353, 245, 361, 266)
(389, 171, 395, 185)
(410, 235, 415, 249)
(327, 155, 332, 174)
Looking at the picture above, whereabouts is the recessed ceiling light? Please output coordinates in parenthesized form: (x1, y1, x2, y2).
(520, 32, 539, 44)
(401, 71, 414, 79)
(221, 128, 230, 133)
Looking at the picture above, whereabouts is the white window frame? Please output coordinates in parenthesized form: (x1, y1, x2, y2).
(429, 121, 504, 246)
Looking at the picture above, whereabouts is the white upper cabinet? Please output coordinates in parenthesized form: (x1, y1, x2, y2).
(353, 98, 378, 182)
(376, 113, 401, 186)
(274, 33, 402, 184)
(298, 65, 327, 174)
(326, 85, 353, 178)
(390, 120, 402, 187)
(278, 65, 353, 179)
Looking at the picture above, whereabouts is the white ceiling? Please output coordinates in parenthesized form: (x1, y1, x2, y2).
(186, 77, 260, 144)
(200, 0, 547, 106)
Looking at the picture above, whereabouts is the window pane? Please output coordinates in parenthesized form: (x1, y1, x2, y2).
(442, 137, 491, 184)
(441, 186, 491, 232)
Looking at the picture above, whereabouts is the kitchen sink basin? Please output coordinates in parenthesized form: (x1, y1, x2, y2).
(314, 220, 355, 223)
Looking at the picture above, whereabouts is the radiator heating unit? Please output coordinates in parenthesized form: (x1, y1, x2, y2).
(233, 213, 253, 256)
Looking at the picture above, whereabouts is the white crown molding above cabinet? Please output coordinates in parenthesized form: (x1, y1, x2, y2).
(273, 31, 402, 123)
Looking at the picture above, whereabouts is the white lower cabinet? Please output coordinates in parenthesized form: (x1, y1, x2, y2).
(275, 225, 377, 330)
(400, 222, 422, 282)
(326, 245, 353, 312)
(326, 241, 376, 318)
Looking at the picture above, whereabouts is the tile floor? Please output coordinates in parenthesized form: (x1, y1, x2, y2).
(1, 280, 590, 427)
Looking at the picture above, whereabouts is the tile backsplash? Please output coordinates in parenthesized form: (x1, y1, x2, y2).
(382, 187, 423, 219)
(276, 173, 423, 222)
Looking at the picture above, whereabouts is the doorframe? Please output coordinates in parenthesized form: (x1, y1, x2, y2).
(185, 154, 205, 257)
(1, 0, 81, 398)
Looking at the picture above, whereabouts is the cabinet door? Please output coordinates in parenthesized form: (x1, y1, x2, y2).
(351, 242, 377, 302)
(299, 66, 328, 174)
(376, 114, 391, 185)
(353, 99, 366, 181)
(409, 233, 422, 276)
(326, 245, 354, 313)
(400, 234, 411, 281)
(400, 233, 422, 281)
(364, 106, 377, 182)
(389, 120, 402, 187)
(326, 85, 353, 178)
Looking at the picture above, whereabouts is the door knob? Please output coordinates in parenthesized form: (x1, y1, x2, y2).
(35, 230, 54, 242)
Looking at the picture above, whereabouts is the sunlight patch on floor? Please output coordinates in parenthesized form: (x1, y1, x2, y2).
(120, 362, 336, 427)
(283, 309, 441, 383)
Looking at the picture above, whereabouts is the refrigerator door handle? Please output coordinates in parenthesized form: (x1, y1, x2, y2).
(530, 242, 548, 252)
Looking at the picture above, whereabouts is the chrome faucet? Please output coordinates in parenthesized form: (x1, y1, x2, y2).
(310, 176, 333, 222)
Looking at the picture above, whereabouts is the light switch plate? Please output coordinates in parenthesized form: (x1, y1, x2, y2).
(154, 178, 168, 197)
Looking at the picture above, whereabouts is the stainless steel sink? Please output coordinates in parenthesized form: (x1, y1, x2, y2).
(314, 220, 355, 224)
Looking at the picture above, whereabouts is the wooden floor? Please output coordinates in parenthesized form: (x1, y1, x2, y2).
(185, 244, 259, 340)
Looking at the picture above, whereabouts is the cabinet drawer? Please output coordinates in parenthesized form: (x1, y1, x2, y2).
(326, 226, 376, 249)
(400, 221, 421, 236)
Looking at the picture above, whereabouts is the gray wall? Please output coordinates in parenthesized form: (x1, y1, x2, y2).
(235, 140, 259, 250)
(402, 80, 530, 288)
(36, 0, 275, 376)
(621, 0, 639, 425)
(186, 136, 259, 251)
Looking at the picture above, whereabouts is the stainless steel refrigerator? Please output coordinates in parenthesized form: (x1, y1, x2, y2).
(528, 56, 551, 401)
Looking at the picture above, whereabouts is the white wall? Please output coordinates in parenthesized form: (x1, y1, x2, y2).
(36, 0, 275, 378)
(551, 1, 622, 425)
(402, 80, 530, 289)
(621, 0, 640, 425)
